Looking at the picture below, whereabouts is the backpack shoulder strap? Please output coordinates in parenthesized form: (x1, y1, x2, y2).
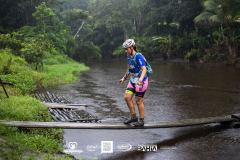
(134, 52, 149, 65)
(133, 52, 145, 63)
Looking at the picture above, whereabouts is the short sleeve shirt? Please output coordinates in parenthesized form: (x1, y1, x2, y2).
(127, 52, 147, 83)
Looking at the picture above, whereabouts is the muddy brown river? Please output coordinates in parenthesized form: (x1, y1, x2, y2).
(54, 60, 240, 160)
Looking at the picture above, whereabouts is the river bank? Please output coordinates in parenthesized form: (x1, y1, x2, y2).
(0, 50, 89, 160)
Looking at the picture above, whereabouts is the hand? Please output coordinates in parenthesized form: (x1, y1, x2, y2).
(137, 80, 143, 86)
(119, 78, 125, 84)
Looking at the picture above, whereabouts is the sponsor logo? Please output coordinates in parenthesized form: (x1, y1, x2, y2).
(160, 147, 177, 150)
(137, 144, 158, 152)
(101, 141, 113, 154)
(64, 142, 83, 154)
(86, 145, 98, 152)
(68, 142, 77, 150)
(117, 143, 132, 152)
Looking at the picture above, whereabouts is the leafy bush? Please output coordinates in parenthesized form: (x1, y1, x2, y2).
(202, 47, 228, 62)
(0, 96, 64, 159)
(43, 53, 74, 65)
(0, 33, 21, 51)
(16, 2, 76, 68)
(113, 36, 162, 59)
(0, 49, 43, 94)
(135, 36, 161, 59)
(32, 2, 75, 56)
(113, 46, 124, 56)
(190, 32, 209, 49)
(20, 37, 53, 70)
(184, 48, 203, 62)
(74, 42, 102, 61)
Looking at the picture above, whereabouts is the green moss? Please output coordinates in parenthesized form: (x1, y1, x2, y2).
(0, 96, 51, 121)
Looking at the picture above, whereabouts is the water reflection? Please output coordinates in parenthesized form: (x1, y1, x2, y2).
(54, 61, 240, 160)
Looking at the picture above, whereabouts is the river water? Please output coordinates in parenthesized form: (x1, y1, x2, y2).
(54, 60, 240, 160)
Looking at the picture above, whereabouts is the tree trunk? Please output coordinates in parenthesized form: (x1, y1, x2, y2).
(74, 21, 85, 39)
(133, 18, 137, 33)
(224, 24, 238, 64)
(227, 42, 237, 64)
(123, 30, 128, 40)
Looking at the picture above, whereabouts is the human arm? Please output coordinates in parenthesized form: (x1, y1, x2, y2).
(119, 68, 130, 84)
(137, 66, 147, 85)
(135, 54, 147, 85)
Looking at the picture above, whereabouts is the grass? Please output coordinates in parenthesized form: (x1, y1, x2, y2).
(0, 49, 89, 159)
(0, 49, 42, 94)
(0, 96, 69, 159)
(43, 63, 89, 88)
(0, 49, 89, 94)
(42, 53, 89, 87)
(0, 96, 51, 121)
(0, 125, 62, 158)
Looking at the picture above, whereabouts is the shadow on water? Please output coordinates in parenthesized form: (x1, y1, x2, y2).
(103, 125, 230, 160)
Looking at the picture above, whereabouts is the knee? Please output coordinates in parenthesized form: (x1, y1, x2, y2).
(136, 98, 143, 105)
(124, 94, 132, 102)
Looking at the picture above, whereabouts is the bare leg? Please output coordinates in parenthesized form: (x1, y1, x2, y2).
(136, 96, 144, 119)
(124, 92, 136, 117)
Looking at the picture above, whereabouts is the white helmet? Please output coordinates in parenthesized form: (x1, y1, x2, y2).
(122, 39, 135, 48)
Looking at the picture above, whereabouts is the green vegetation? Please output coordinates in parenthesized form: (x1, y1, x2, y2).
(1, 49, 41, 95)
(0, 48, 88, 95)
(43, 63, 89, 88)
(0, 96, 52, 121)
(0, 97, 73, 159)
(0, 97, 67, 159)
(1, 0, 239, 63)
(194, 0, 240, 64)
(57, 0, 239, 63)
(0, 2, 88, 159)
(0, 0, 239, 159)
(0, 47, 87, 160)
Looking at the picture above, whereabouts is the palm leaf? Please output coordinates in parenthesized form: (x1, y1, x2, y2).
(194, 11, 215, 23)
(209, 15, 221, 23)
(204, 0, 219, 12)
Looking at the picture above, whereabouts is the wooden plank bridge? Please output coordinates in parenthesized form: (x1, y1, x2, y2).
(44, 103, 87, 109)
(0, 113, 239, 129)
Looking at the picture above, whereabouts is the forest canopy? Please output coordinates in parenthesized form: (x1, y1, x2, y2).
(0, 0, 239, 63)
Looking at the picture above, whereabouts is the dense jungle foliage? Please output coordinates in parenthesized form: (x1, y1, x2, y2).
(0, 0, 240, 64)
(0, 1, 239, 159)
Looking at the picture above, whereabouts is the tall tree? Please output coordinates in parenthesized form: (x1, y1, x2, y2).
(0, 0, 64, 32)
(194, 0, 240, 64)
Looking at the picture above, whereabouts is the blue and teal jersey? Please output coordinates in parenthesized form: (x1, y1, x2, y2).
(127, 52, 148, 84)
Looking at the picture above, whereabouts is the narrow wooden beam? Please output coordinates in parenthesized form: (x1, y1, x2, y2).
(232, 113, 240, 120)
(0, 114, 238, 129)
(44, 103, 86, 109)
